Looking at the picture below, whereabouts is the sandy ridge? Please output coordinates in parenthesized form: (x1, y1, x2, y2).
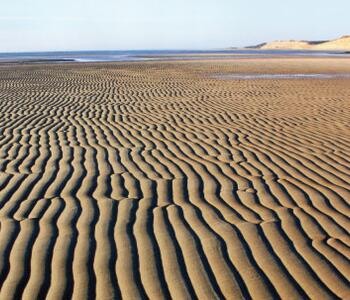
(0, 59, 349, 299)
(251, 35, 350, 51)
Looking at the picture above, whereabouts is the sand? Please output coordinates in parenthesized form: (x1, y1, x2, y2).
(258, 35, 350, 51)
(0, 57, 349, 299)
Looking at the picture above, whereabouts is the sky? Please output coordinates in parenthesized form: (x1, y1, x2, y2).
(0, 0, 349, 52)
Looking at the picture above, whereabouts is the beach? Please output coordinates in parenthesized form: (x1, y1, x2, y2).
(0, 57, 349, 299)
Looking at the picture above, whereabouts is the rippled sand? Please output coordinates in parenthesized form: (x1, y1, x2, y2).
(0, 58, 349, 299)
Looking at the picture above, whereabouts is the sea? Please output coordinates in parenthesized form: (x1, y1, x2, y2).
(0, 49, 348, 63)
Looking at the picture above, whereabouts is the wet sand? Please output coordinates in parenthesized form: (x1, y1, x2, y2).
(0, 58, 349, 299)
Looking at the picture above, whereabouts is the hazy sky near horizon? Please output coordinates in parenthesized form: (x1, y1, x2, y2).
(0, 0, 349, 52)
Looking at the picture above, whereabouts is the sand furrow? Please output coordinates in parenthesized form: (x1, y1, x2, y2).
(0, 58, 349, 299)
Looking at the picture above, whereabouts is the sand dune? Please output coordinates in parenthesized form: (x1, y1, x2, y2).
(251, 35, 350, 51)
(0, 58, 350, 299)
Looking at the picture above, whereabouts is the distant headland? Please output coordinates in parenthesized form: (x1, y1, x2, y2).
(244, 35, 350, 51)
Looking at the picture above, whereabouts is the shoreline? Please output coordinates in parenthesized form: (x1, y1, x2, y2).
(0, 49, 349, 64)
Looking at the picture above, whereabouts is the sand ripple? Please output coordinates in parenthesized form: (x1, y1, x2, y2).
(0, 59, 349, 299)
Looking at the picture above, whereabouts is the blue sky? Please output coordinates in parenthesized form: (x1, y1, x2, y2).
(0, 0, 349, 52)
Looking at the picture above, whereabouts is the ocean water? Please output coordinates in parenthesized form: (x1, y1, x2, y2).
(0, 49, 347, 63)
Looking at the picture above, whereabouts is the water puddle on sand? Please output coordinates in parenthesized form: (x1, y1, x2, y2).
(214, 73, 350, 80)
